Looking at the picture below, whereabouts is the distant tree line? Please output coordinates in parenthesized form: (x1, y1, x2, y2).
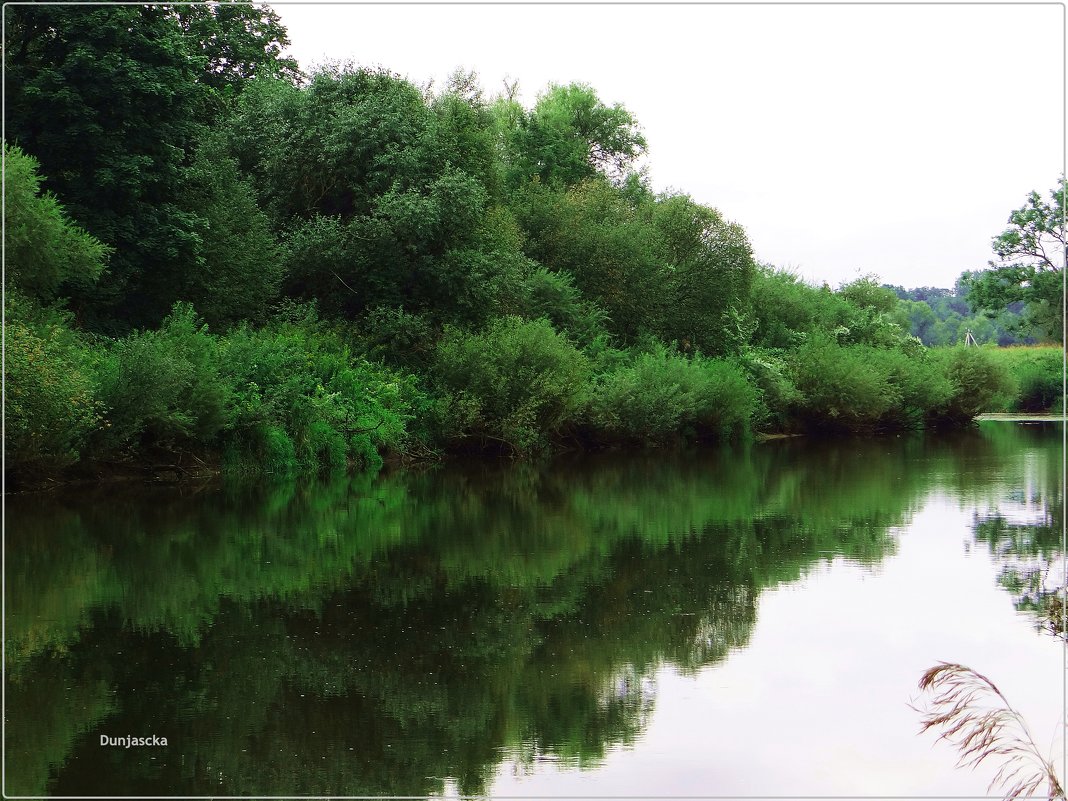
(883, 282, 1036, 347)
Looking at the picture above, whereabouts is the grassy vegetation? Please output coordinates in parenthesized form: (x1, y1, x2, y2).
(981, 345, 1064, 413)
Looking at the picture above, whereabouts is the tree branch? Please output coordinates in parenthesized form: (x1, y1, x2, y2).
(328, 269, 360, 296)
(351, 417, 383, 434)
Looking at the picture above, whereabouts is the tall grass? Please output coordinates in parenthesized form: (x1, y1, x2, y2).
(913, 662, 1064, 800)
(983, 345, 1064, 413)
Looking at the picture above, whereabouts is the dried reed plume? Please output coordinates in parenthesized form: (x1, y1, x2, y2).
(913, 662, 1064, 801)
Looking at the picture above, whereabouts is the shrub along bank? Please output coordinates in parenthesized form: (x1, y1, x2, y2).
(8, 288, 1025, 487)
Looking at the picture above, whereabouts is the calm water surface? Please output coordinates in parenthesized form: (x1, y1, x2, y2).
(6, 422, 1064, 796)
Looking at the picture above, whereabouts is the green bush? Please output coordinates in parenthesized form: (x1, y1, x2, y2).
(786, 336, 962, 431)
(787, 335, 897, 430)
(4, 295, 100, 472)
(737, 349, 801, 430)
(221, 423, 296, 475)
(315, 356, 417, 467)
(1015, 358, 1061, 412)
(221, 303, 423, 472)
(358, 306, 436, 370)
(864, 347, 953, 428)
(95, 303, 232, 453)
(583, 333, 631, 376)
(587, 346, 756, 443)
(300, 420, 347, 472)
(928, 346, 1016, 423)
(435, 316, 589, 453)
(751, 269, 918, 354)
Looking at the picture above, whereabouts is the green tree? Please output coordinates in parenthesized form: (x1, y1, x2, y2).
(4, 4, 205, 329)
(750, 267, 827, 349)
(4, 4, 301, 329)
(178, 141, 283, 328)
(3, 143, 108, 300)
(503, 83, 646, 188)
(225, 68, 504, 324)
(899, 298, 939, 345)
(750, 269, 908, 351)
(516, 266, 609, 346)
(2, 146, 107, 475)
(224, 68, 432, 224)
(964, 179, 1066, 342)
(426, 69, 501, 201)
(648, 192, 756, 355)
(836, 276, 915, 349)
(511, 179, 662, 342)
(173, 3, 301, 96)
(280, 170, 490, 320)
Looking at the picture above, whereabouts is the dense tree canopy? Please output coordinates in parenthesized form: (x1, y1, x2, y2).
(3, 4, 1048, 483)
(174, 3, 302, 95)
(3, 2, 300, 329)
(5, 4, 205, 328)
(887, 280, 1031, 347)
(648, 192, 756, 354)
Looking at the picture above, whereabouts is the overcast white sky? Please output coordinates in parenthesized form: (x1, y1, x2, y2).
(273, 3, 1064, 289)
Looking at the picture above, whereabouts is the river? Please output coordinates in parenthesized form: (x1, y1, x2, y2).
(6, 421, 1064, 796)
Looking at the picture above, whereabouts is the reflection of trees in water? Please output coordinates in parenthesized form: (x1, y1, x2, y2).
(965, 422, 1064, 638)
(973, 501, 1064, 638)
(5, 423, 1059, 795)
(4, 656, 115, 798)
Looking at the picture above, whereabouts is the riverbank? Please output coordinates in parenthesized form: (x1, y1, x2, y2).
(976, 412, 1065, 422)
(13, 412, 1060, 495)
(10, 288, 1027, 491)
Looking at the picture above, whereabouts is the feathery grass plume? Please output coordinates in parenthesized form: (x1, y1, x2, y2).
(913, 662, 1064, 801)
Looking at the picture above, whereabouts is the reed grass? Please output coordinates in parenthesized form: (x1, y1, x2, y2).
(913, 662, 1064, 801)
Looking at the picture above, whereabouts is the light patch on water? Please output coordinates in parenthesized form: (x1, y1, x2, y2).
(487, 496, 1064, 797)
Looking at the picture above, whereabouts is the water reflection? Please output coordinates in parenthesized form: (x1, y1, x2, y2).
(5, 422, 1062, 796)
(966, 424, 1064, 636)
